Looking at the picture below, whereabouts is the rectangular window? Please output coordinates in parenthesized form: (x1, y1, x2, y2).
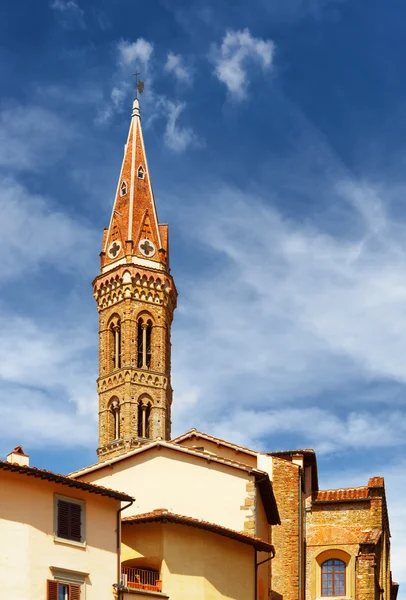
(54, 495, 85, 545)
(47, 580, 81, 600)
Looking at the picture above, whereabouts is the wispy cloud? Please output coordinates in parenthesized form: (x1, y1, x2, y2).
(97, 37, 200, 152)
(162, 100, 201, 152)
(170, 173, 406, 453)
(0, 314, 97, 454)
(0, 104, 76, 172)
(117, 38, 154, 68)
(96, 38, 154, 123)
(212, 28, 275, 99)
(50, 0, 85, 28)
(0, 178, 97, 280)
(164, 52, 193, 84)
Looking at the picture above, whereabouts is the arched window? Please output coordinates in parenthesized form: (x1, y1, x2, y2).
(120, 181, 127, 196)
(146, 321, 152, 368)
(137, 402, 151, 439)
(321, 559, 345, 596)
(137, 318, 152, 369)
(109, 398, 120, 441)
(110, 319, 121, 370)
(138, 165, 145, 179)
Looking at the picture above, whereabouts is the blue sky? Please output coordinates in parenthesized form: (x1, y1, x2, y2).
(1, 0, 406, 589)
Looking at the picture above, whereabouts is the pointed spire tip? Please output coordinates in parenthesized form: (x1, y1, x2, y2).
(132, 97, 140, 118)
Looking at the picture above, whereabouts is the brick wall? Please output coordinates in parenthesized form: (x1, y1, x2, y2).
(271, 456, 301, 600)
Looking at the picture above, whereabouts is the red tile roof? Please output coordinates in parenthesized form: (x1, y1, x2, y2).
(171, 429, 258, 456)
(368, 476, 384, 488)
(123, 509, 275, 553)
(360, 529, 382, 545)
(314, 487, 369, 502)
(0, 460, 133, 502)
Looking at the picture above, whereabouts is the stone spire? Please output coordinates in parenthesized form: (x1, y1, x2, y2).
(94, 97, 177, 462)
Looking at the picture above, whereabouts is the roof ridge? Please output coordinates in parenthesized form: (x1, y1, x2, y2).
(171, 429, 258, 455)
(69, 439, 268, 479)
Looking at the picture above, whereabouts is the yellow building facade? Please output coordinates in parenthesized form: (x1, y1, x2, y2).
(0, 447, 132, 599)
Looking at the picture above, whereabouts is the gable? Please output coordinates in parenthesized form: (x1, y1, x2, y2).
(77, 445, 260, 533)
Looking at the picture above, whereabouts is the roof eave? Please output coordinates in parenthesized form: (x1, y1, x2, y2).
(0, 461, 133, 502)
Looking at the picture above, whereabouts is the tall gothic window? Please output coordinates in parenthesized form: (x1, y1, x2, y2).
(110, 319, 121, 370)
(321, 559, 345, 596)
(137, 318, 152, 369)
(109, 398, 120, 441)
(137, 402, 151, 439)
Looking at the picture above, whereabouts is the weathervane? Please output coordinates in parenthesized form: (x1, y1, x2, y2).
(133, 72, 145, 99)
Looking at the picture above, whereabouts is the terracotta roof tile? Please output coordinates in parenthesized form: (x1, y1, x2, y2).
(314, 486, 369, 502)
(368, 476, 384, 488)
(0, 460, 133, 502)
(360, 529, 382, 545)
(170, 429, 258, 456)
(123, 509, 275, 553)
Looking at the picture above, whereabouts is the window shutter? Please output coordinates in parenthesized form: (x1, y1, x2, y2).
(69, 502, 82, 542)
(47, 580, 58, 600)
(70, 584, 81, 600)
(57, 500, 70, 539)
(57, 499, 82, 542)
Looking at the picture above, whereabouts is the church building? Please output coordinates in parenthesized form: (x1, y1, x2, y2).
(71, 94, 398, 600)
(0, 93, 399, 600)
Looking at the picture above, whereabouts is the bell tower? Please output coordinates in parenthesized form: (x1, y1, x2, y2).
(94, 97, 177, 462)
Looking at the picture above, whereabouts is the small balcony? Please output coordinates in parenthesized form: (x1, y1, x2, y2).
(122, 566, 162, 593)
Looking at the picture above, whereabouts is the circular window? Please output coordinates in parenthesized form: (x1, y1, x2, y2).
(138, 239, 156, 257)
(108, 240, 122, 259)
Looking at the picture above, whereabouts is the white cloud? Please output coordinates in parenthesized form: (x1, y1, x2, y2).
(169, 176, 406, 451)
(0, 105, 76, 172)
(96, 38, 154, 123)
(164, 52, 192, 84)
(117, 38, 154, 68)
(212, 28, 275, 99)
(162, 100, 201, 152)
(50, 0, 85, 27)
(0, 178, 97, 280)
(97, 39, 200, 152)
(0, 314, 97, 453)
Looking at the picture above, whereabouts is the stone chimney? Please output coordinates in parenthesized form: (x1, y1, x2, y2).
(6, 445, 29, 466)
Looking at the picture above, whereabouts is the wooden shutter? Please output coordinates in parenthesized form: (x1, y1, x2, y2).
(69, 502, 82, 542)
(47, 580, 58, 600)
(70, 584, 81, 600)
(57, 499, 70, 539)
(57, 499, 82, 542)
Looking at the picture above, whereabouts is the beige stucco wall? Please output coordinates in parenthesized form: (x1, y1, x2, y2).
(0, 470, 119, 599)
(122, 521, 255, 600)
(80, 446, 256, 532)
(175, 438, 258, 469)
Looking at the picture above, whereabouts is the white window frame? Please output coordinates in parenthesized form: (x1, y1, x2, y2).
(54, 494, 86, 548)
(50, 566, 89, 600)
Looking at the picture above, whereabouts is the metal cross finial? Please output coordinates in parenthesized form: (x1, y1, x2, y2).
(133, 72, 145, 99)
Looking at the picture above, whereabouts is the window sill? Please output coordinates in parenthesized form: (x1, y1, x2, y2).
(54, 535, 86, 549)
(317, 596, 352, 600)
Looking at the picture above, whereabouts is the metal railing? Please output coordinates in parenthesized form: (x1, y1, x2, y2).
(122, 566, 162, 592)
